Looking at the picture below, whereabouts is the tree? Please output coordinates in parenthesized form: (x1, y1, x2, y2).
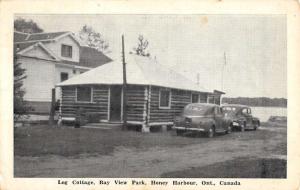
(14, 56, 31, 122)
(14, 17, 43, 33)
(79, 25, 110, 54)
(133, 35, 150, 57)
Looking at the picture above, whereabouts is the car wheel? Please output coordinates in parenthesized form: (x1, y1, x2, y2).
(226, 125, 232, 134)
(253, 125, 257, 131)
(207, 127, 215, 138)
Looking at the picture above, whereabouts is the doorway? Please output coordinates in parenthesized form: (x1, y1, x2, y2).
(109, 86, 122, 121)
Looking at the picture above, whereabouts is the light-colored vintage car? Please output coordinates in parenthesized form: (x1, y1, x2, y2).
(221, 104, 260, 131)
(173, 103, 232, 138)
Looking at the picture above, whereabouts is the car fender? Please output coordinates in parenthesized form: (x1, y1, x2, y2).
(252, 117, 260, 126)
(199, 119, 216, 131)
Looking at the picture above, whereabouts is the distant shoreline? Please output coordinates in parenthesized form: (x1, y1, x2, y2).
(248, 105, 287, 108)
(222, 97, 287, 108)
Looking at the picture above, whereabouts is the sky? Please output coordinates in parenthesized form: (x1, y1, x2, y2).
(16, 14, 287, 98)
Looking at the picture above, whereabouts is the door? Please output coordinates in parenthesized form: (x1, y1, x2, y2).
(242, 108, 253, 126)
(109, 86, 122, 121)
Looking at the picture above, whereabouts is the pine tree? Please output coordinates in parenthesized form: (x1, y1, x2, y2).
(133, 35, 150, 57)
(79, 25, 110, 54)
(14, 55, 30, 122)
(14, 18, 43, 33)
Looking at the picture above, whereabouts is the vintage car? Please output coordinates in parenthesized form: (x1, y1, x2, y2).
(173, 103, 232, 138)
(221, 104, 260, 131)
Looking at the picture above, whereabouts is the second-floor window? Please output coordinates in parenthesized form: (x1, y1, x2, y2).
(61, 44, 72, 58)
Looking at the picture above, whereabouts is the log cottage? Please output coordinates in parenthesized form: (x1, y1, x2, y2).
(57, 55, 224, 132)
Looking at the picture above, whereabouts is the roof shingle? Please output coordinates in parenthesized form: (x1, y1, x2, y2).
(80, 46, 112, 68)
(14, 31, 69, 43)
(14, 31, 29, 42)
(26, 32, 69, 41)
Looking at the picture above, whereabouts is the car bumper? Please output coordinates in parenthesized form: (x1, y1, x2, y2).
(173, 126, 205, 132)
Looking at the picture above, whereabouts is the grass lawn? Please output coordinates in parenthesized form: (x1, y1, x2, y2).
(161, 157, 287, 178)
(14, 124, 286, 178)
(14, 125, 207, 157)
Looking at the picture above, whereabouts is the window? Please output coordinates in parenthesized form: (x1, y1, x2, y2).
(208, 96, 214, 104)
(76, 87, 92, 102)
(191, 94, 199, 103)
(200, 94, 207, 103)
(61, 44, 72, 58)
(159, 89, 171, 108)
(215, 96, 220, 105)
(60, 72, 68, 82)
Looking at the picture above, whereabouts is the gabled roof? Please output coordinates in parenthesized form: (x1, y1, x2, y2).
(14, 42, 36, 53)
(13, 31, 81, 45)
(80, 46, 112, 68)
(25, 31, 68, 41)
(14, 31, 112, 68)
(57, 55, 211, 93)
(16, 42, 60, 61)
(14, 31, 29, 42)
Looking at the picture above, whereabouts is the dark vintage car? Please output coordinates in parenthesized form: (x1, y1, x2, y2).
(221, 104, 260, 131)
(173, 103, 232, 138)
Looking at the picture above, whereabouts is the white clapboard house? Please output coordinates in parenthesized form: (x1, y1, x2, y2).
(14, 31, 112, 113)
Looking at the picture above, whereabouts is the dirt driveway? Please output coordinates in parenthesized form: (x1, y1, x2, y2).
(14, 124, 286, 177)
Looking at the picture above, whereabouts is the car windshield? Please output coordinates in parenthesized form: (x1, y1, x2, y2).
(183, 105, 212, 116)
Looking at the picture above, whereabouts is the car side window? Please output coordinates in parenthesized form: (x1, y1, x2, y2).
(248, 109, 252, 114)
(242, 108, 248, 115)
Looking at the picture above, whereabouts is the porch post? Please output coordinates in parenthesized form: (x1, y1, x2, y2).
(57, 87, 62, 127)
(121, 35, 127, 130)
(142, 86, 150, 133)
(48, 88, 56, 126)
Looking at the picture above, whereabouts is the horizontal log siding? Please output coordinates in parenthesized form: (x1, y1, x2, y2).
(149, 87, 192, 123)
(126, 85, 146, 122)
(61, 85, 109, 120)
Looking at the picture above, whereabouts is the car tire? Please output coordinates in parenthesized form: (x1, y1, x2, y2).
(207, 126, 215, 138)
(226, 125, 232, 134)
(253, 125, 257, 131)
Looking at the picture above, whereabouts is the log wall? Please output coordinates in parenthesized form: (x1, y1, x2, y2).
(60, 84, 216, 125)
(149, 86, 210, 123)
(60, 85, 109, 120)
(126, 85, 146, 122)
(149, 87, 190, 123)
(61, 85, 146, 123)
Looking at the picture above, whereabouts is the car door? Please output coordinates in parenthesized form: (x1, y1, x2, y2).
(242, 108, 253, 126)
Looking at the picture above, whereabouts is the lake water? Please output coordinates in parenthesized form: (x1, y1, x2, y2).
(250, 107, 287, 122)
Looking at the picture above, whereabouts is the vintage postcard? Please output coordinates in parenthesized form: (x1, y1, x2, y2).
(0, 0, 299, 189)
